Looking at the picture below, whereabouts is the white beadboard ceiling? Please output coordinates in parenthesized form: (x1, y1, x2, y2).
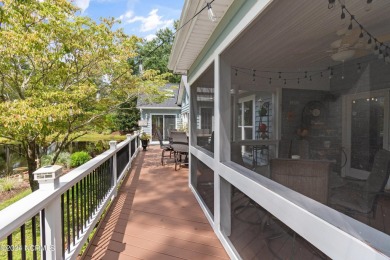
(170, 0, 390, 75)
(168, 0, 234, 74)
(223, 0, 390, 71)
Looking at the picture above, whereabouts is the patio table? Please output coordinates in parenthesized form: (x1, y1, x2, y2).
(171, 144, 189, 170)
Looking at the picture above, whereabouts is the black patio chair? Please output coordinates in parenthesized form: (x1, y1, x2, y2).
(156, 129, 173, 166)
(329, 149, 390, 215)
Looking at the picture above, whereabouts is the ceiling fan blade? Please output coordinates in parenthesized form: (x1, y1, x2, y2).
(340, 29, 360, 47)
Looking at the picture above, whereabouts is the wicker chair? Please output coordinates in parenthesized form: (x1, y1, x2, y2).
(156, 130, 173, 166)
(270, 158, 332, 204)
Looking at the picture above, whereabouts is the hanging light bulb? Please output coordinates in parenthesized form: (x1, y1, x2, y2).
(359, 26, 364, 38)
(304, 71, 307, 78)
(374, 42, 379, 55)
(321, 71, 323, 77)
(328, 0, 336, 9)
(96, 90, 101, 101)
(69, 106, 73, 116)
(378, 49, 384, 59)
(269, 78, 272, 85)
(284, 79, 287, 85)
(207, 2, 217, 22)
(365, 0, 373, 11)
(357, 63, 362, 73)
(329, 68, 334, 79)
(309, 75, 312, 81)
(252, 69, 256, 82)
(278, 72, 282, 79)
(348, 15, 354, 30)
(297, 78, 300, 84)
(341, 5, 346, 19)
(235, 69, 238, 76)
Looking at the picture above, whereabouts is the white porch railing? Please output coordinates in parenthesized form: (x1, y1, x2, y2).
(0, 133, 141, 260)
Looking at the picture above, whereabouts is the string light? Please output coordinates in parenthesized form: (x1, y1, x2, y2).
(309, 75, 312, 81)
(269, 78, 272, 85)
(278, 72, 282, 79)
(334, 2, 390, 65)
(252, 69, 256, 81)
(235, 69, 238, 76)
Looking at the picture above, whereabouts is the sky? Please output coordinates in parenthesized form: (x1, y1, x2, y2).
(73, 0, 184, 41)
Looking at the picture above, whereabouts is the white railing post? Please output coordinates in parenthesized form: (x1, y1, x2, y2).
(110, 141, 118, 197)
(33, 165, 63, 260)
(126, 134, 132, 160)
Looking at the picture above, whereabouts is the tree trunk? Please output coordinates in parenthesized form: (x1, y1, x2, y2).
(26, 141, 39, 191)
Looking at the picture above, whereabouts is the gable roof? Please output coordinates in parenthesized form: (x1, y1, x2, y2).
(136, 83, 180, 109)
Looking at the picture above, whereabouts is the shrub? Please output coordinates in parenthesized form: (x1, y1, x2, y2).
(0, 177, 17, 192)
(70, 151, 91, 167)
(40, 152, 71, 169)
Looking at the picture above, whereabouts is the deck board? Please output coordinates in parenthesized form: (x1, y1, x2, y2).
(84, 146, 229, 260)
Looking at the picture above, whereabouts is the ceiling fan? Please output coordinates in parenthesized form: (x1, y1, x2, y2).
(328, 28, 371, 62)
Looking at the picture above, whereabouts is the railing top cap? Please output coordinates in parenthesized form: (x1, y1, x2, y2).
(34, 165, 63, 174)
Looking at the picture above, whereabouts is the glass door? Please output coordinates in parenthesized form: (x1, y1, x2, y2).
(238, 96, 255, 140)
(343, 90, 389, 179)
(164, 115, 176, 141)
(151, 115, 177, 141)
(151, 115, 163, 141)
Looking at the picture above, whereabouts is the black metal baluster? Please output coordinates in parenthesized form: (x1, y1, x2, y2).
(41, 209, 46, 260)
(97, 168, 100, 204)
(77, 179, 83, 235)
(93, 170, 97, 212)
(66, 190, 70, 253)
(91, 171, 94, 215)
(88, 173, 92, 221)
(76, 182, 80, 239)
(83, 177, 87, 226)
(32, 216, 37, 260)
(20, 224, 26, 260)
(61, 194, 65, 259)
(71, 186, 75, 246)
(7, 234, 12, 260)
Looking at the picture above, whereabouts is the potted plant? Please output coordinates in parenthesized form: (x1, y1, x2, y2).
(140, 132, 151, 151)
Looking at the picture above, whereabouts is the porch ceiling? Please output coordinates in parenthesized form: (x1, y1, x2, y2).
(223, 0, 390, 71)
(168, 0, 234, 74)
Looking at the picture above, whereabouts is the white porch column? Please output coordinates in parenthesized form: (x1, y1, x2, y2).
(214, 55, 232, 235)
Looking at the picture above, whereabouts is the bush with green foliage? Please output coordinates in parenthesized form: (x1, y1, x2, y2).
(70, 152, 91, 168)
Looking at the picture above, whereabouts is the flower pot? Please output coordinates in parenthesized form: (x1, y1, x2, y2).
(141, 139, 149, 151)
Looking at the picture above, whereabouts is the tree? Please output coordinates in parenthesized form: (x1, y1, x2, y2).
(138, 27, 180, 83)
(0, 0, 168, 191)
(113, 97, 140, 133)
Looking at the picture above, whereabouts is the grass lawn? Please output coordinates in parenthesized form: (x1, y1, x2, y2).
(75, 133, 127, 142)
(0, 188, 31, 211)
(0, 132, 128, 145)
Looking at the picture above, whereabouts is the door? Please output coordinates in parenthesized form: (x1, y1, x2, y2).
(151, 115, 163, 141)
(343, 90, 389, 178)
(151, 115, 176, 141)
(238, 96, 255, 141)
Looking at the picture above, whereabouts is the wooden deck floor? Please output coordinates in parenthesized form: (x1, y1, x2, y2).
(83, 146, 229, 260)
